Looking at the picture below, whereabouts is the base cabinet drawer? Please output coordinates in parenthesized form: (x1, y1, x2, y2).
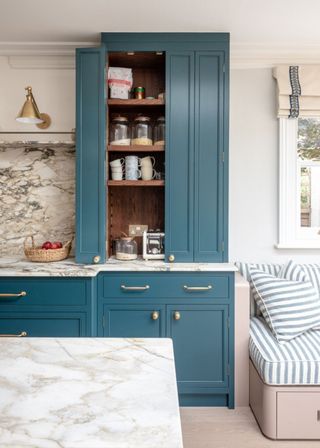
(101, 273, 230, 300)
(103, 305, 165, 337)
(0, 313, 88, 337)
(0, 278, 89, 307)
(277, 392, 320, 439)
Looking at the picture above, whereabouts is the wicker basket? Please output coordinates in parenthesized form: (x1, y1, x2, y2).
(24, 236, 72, 263)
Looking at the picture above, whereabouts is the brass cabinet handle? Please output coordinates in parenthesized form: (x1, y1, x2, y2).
(93, 255, 101, 264)
(151, 311, 159, 321)
(183, 285, 213, 292)
(173, 311, 181, 321)
(121, 285, 150, 291)
(0, 291, 27, 298)
(168, 254, 175, 262)
(0, 331, 27, 337)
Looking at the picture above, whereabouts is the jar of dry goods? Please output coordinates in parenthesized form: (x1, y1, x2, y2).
(115, 237, 137, 261)
(154, 116, 165, 146)
(132, 116, 153, 145)
(110, 116, 131, 145)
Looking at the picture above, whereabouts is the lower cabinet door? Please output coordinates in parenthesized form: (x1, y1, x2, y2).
(167, 304, 229, 391)
(0, 313, 87, 337)
(102, 304, 165, 337)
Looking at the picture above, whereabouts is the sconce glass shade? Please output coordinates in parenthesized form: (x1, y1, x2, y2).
(16, 86, 44, 124)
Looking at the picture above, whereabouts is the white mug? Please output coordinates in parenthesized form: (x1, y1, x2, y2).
(141, 165, 156, 181)
(110, 158, 124, 168)
(140, 156, 155, 167)
(125, 168, 141, 180)
(111, 171, 123, 180)
(111, 166, 123, 173)
(125, 155, 141, 167)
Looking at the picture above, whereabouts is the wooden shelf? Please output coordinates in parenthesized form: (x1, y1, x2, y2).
(108, 144, 164, 152)
(108, 180, 164, 187)
(108, 99, 165, 106)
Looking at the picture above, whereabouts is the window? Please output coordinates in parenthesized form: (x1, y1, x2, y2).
(278, 117, 320, 248)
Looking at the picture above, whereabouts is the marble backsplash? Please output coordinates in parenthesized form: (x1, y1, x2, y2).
(0, 143, 75, 256)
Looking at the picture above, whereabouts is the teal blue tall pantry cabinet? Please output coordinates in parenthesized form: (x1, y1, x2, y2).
(76, 33, 229, 264)
(75, 33, 233, 408)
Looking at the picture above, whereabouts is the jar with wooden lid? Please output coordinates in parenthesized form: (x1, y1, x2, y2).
(154, 116, 165, 146)
(110, 116, 131, 145)
(132, 116, 153, 145)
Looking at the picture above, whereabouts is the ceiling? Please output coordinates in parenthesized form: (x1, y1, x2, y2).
(1, 0, 320, 45)
(1, 0, 320, 67)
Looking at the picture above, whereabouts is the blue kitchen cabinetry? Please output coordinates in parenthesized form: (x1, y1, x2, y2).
(76, 33, 229, 264)
(0, 278, 95, 337)
(98, 271, 234, 408)
(75, 47, 106, 265)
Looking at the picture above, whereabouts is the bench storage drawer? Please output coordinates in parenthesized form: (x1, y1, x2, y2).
(277, 392, 320, 439)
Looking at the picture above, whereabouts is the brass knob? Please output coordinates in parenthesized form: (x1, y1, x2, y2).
(168, 254, 175, 262)
(173, 311, 181, 321)
(93, 255, 101, 264)
(151, 311, 159, 321)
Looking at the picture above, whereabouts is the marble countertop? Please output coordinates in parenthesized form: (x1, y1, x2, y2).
(0, 337, 183, 448)
(0, 256, 238, 277)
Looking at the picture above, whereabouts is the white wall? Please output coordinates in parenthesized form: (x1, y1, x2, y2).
(0, 56, 75, 136)
(1, 55, 319, 262)
(229, 68, 320, 263)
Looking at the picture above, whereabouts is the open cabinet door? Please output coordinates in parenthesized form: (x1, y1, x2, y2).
(165, 51, 195, 262)
(76, 46, 106, 264)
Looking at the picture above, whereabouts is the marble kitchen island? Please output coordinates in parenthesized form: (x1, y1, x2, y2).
(0, 337, 183, 448)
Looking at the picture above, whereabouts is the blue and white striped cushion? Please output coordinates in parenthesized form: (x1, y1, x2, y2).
(250, 317, 320, 385)
(281, 261, 320, 330)
(235, 262, 282, 282)
(250, 267, 320, 343)
(301, 264, 320, 295)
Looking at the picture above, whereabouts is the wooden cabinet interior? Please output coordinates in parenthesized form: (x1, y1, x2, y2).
(108, 186, 165, 255)
(107, 51, 166, 257)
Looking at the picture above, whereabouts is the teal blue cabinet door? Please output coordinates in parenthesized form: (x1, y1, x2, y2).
(102, 304, 165, 337)
(167, 304, 229, 391)
(194, 51, 228, 262)
(76, 46, 106, 264)
(165, 52, 194, 262)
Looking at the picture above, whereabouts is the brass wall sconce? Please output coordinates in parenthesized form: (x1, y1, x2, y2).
(16, 86, 51, 129)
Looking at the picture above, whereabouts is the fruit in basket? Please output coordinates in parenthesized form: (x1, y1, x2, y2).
(41, 241, 63, 250)
(42, 241, 52, 250)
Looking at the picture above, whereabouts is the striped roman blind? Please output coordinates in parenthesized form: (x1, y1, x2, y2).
(273, 65, 320, 118)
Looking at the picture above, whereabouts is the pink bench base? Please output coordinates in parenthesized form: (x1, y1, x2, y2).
(250, 360, 320, 440)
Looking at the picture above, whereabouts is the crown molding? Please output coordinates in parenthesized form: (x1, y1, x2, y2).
(8, 55, 75, 69)
(2, 40, 320, 70)
(231, 43, 320, 69)
(0, 41, 96, 56)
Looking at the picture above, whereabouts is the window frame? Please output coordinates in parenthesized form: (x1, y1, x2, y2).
(278, 117, 320, 249)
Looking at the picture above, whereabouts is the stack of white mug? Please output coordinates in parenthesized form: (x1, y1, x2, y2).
(110, 158, 124, 180)
(110, 156, 156, 181)
(125, 156, 141, 180)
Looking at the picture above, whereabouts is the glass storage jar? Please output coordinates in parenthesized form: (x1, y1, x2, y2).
(115, 237, 137, 261)
(154, 116, 165, 146)
(132, 116, 153, 145)
(110, 116, 131, 145)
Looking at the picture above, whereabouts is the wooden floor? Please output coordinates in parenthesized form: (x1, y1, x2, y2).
(180, 407, 320, 448)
